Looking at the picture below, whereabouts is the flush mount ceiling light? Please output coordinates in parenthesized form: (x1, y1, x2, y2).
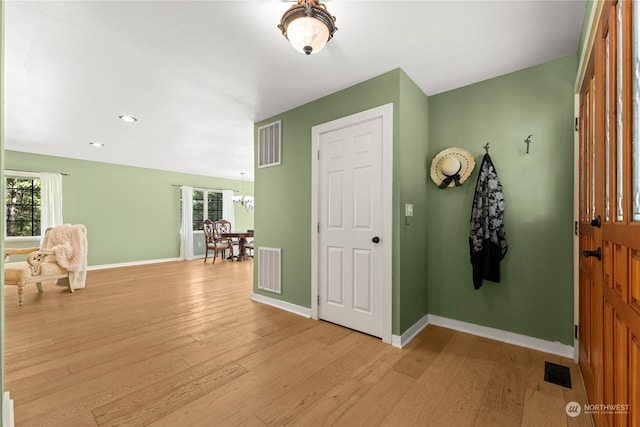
(89, 142, 104, 148)
(118, 115, 137, 123)
(278, 0, 337, 56)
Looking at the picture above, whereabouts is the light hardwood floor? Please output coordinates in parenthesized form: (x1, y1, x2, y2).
(5, 259, 593, 426)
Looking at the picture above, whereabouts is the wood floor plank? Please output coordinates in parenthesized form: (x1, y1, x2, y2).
(235, 321, 354, 372)
(150, 331, 368, 426)
(475, 363, 526, 426)
(3, 259, 592, 426)
(6, 336, 196, 398)
(5, 364, 71, 398)
(521, 351, 571, 427)
(521, 387, 569, 427)
(332, 369, 416, 426)
(288, 342, 413, 426)
(392, 325, 454, 379)
(286, 379, 364, 427)
(497, 341, 533, 368)
(16, 347, 193, 425)
(193, 331, 376, 426)
(381, 331, 478, 427)
(426, 336, 502, 427)
(238, 416, 270, 427)
(57, 410, 100, 427)
(473, 342, 533, 426)
(181, 320, 317, 368)
(8, 334, 197, 403)
(255, 335, 387, 426)
(93, 361, 248, 426)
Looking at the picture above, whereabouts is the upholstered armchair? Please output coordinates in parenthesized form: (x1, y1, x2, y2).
(3, 224, 88, 306)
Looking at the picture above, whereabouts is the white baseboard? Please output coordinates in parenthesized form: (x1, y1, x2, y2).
(250, 293, 311, 318)
(87, 257, 181, 271)
(428, 314, 575, 359)
(3, 391, 14, 427)
(245, 295, 574, 359)
(391, 314, 430, 349)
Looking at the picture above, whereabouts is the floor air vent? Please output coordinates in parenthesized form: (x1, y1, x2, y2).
(543, 361, 572, 388)
(258, 247, 281, 294)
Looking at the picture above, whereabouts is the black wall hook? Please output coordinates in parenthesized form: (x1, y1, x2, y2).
(524, 135, 533, 154)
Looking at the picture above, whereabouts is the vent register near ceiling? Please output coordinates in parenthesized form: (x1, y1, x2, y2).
(258, 120, 281, 168)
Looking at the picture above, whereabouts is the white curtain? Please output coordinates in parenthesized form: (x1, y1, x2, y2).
(40, 172, 64, 238)
(222, 190, 235, 230)
(179, 186, 194, 260)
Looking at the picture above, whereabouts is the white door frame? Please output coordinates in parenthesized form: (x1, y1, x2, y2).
(310, 103, 393, 344)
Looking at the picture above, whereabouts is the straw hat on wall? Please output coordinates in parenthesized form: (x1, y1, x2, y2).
(430, 147, 475, 189)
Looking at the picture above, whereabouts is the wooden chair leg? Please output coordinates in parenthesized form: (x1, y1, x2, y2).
(35, 282, 44, 293)
(17, 285, 24, 307)
(58, 277, 73, 293)
(204, 248, 209, 264)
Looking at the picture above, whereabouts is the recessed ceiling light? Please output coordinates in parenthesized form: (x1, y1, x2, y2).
(118, 115, 137, 123)
(89, 142, 105, 148)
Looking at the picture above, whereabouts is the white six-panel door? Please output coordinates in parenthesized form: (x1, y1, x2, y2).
(317, 117, 383, 338)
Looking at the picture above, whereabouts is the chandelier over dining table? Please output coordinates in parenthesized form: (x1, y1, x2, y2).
(232, 172, 254, 213)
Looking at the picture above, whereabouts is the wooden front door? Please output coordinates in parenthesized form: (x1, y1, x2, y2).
(578, 1, 640, 426)
(579, 61, 602, 414)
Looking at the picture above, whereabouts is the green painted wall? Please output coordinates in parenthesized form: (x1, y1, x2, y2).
(427, 54, 577, 345)
(254, 69, 430, 336)
(254, 70, 400, 312)
(4, 151, 253, 266)
(397, 72, 429, 333)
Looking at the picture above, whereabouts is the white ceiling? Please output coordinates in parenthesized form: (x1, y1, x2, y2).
(5, 0, 587, 182)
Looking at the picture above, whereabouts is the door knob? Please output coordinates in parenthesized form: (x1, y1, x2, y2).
(372, 236, 380, 244)
(581, 247, 601, 261)
(590, 215, 601, 228)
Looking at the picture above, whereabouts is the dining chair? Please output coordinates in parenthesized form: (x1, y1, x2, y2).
(242, 240, 254, 259)
(203, 219, 233, 264)
(214, 219, 238, 258)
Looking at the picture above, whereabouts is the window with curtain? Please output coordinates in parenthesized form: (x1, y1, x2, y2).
(4, 175, 41, 237)
(191, 190, 223, 230)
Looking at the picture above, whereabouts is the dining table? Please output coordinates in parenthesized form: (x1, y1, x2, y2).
(221, 231, 254, 261)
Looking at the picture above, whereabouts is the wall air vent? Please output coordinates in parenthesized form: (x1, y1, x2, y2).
(258, 247, 282, 294)
(258, 120, 281, 168)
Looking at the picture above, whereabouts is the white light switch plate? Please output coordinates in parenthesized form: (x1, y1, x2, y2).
(405, 203, 413, 217)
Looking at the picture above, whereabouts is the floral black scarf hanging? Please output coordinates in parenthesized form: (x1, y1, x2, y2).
(469, 153, 508, 289)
